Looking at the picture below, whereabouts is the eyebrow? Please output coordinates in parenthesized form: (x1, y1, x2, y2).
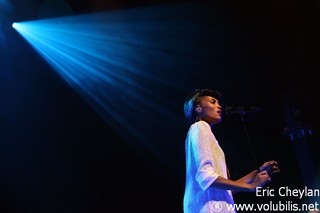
(209, 97, 219, 103)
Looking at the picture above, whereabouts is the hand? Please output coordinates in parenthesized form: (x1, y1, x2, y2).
(249, 170, 271, 192)
(259, 160, 279, 176)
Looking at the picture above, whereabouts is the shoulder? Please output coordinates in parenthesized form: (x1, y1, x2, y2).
(190, 120, 211, 131)
(188, 121, 212, 137)
(187, 121, 216, 147)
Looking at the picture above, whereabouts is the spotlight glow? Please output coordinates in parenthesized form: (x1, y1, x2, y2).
(12, 3, 209, 173)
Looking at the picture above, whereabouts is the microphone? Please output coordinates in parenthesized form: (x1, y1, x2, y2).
(225, 106, 260, 116)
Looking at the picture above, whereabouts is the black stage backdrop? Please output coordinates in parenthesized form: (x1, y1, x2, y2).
(1, 0, 319, 212)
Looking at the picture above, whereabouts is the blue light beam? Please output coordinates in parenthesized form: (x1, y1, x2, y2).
(12, 2, 221, 175)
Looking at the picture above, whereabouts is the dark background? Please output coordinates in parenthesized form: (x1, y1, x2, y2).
(1, 0, 319, 212)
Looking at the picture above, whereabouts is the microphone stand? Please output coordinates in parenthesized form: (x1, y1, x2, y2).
(239, 112, 259, 170)
(225, 107, 261, 170)
(237, 111, 270, 205)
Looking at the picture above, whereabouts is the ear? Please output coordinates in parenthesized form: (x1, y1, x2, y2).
(195, 104, 202, 114)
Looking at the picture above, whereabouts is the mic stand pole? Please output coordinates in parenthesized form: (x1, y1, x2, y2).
(239, 113, 259, 170)
(239, 113, 269, 204)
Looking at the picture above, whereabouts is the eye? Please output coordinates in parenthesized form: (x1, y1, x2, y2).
(210, 99, 216, 104)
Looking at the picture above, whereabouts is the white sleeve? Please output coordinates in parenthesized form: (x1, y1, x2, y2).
(190, 122, 220, 191)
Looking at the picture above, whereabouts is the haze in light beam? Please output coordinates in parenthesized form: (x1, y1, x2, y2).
(13, 2, 212, 173)
(12, 2, 221, 174)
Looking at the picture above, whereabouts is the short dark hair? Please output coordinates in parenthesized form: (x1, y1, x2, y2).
(183, 89, 222, 125)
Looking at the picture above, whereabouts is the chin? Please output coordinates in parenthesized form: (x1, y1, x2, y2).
(212, 118, 222, 125)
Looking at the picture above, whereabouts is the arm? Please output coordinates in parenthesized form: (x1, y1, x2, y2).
(236, 161, 279, 184)
(190, 122, 271, 192)
(230, 169, 260, 195)
(211, 170, 270, 192)
(236, 169, 259, 184)
(190, 122, 220, 190)
(232, 161, 280, 194)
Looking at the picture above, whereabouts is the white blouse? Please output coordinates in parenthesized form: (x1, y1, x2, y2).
(183, 121, 236, 213)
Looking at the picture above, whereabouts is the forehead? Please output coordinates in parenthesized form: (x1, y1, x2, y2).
(199, 96, 219, 102)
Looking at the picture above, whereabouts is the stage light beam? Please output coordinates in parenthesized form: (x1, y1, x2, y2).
(12, 2, 220, 175)
(12, 7, 184, 173)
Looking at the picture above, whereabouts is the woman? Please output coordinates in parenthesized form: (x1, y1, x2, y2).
(183, 89, 279, 213)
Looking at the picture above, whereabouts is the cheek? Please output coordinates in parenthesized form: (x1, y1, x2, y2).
(203, 107, 216, 116)
(208, 107, 217, 113)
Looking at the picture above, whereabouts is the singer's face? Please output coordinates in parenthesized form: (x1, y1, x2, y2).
(196, 96, 222, 126)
